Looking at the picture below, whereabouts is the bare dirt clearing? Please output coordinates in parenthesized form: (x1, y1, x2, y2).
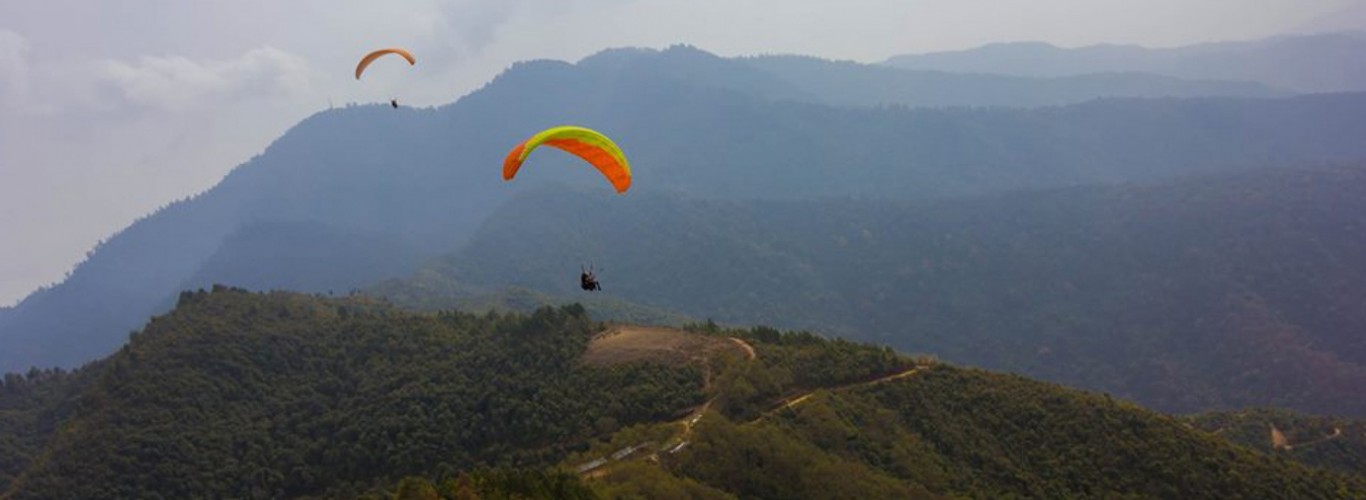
(583, 325, 752, 367)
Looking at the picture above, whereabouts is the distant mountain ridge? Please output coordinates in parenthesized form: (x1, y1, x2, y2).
(578, 45, 1286, 107)
(741, 54, 1284, 107)
(6, 45, 1366, 372)
(885, 32, 1366, 93)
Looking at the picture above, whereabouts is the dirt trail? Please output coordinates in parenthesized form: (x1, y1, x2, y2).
(573, 327, 757, 477)
(682, 400, 712, 436)
(1286, 427, 1344, 450)
(776, 393, 813, 411)
(751, 365, 926, 423)
(576, 332, 934, 477)
(729, 337, 757, 360)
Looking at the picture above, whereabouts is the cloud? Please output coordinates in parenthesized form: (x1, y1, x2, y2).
(0, 29, 29, 111)
(436, 0, 587, 51)
(1296, 0, 1366, 34)
(97, 46, 317, 112)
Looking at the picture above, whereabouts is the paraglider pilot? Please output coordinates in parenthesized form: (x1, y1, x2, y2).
(580, 266, 601, 291)
(390, 99, 399, 109)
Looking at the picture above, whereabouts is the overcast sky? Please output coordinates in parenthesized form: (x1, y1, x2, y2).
(1, 0, 1362, 305)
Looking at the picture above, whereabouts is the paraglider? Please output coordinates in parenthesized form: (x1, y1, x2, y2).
(355, 48, 415, 109)
(580, 266, 602, 292)
(503, 126, 632, 193)
(504, 126, 631, 290)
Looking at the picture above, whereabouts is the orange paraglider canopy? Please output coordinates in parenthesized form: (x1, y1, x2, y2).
(355, 48, 416, 80)
(503, 126, 632, 193)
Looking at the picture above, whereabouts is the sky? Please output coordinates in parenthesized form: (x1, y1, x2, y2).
(1, 0, 1363, 306)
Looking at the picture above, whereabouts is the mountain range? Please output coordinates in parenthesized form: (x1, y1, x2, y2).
(7, 35, 1366, 498)
(6, 44, 1366, 373)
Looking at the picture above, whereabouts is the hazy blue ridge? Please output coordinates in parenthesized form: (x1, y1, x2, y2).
(5, 46, 1366, 372)
(885, 32, 1366, 93)
(743, 53, 1285, 108)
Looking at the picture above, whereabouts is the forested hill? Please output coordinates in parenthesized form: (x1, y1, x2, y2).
(380, 164, 1366, 417)
(2, 288, 1362, 498)
(1, 288, 710, 498)
(7, 45, 1366, 374)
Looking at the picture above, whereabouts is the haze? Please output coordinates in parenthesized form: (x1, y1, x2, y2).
(1, 0, 1362, 305)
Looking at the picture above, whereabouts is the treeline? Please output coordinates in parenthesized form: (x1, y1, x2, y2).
(3, 287, 705, 499)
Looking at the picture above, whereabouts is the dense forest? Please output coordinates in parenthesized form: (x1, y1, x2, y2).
(376, 165, 1366, 417)
(0, 288, 909, 498)
(3, 288, 704, 498)
(3, 288, 1362, 498)
(0, 366, 97, 490)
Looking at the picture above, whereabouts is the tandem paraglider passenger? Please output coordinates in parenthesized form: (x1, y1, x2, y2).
(580, 268, 602, 292)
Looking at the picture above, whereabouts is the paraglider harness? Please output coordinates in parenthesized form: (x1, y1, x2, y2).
(580, 265, 602, 292)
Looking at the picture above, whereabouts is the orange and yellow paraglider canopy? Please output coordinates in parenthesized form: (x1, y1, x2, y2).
(355, 48, 416, 80)
(503, 126, 632, 193)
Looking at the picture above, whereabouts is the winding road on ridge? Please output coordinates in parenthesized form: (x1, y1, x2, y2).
(575, 325, 925, 476)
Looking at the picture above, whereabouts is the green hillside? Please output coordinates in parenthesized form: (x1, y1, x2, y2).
(3, 289, 1362, 498)
(385, 335, 1366, 498)
(2, 287, 705, 499)
(635, 366, 1364, 498)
